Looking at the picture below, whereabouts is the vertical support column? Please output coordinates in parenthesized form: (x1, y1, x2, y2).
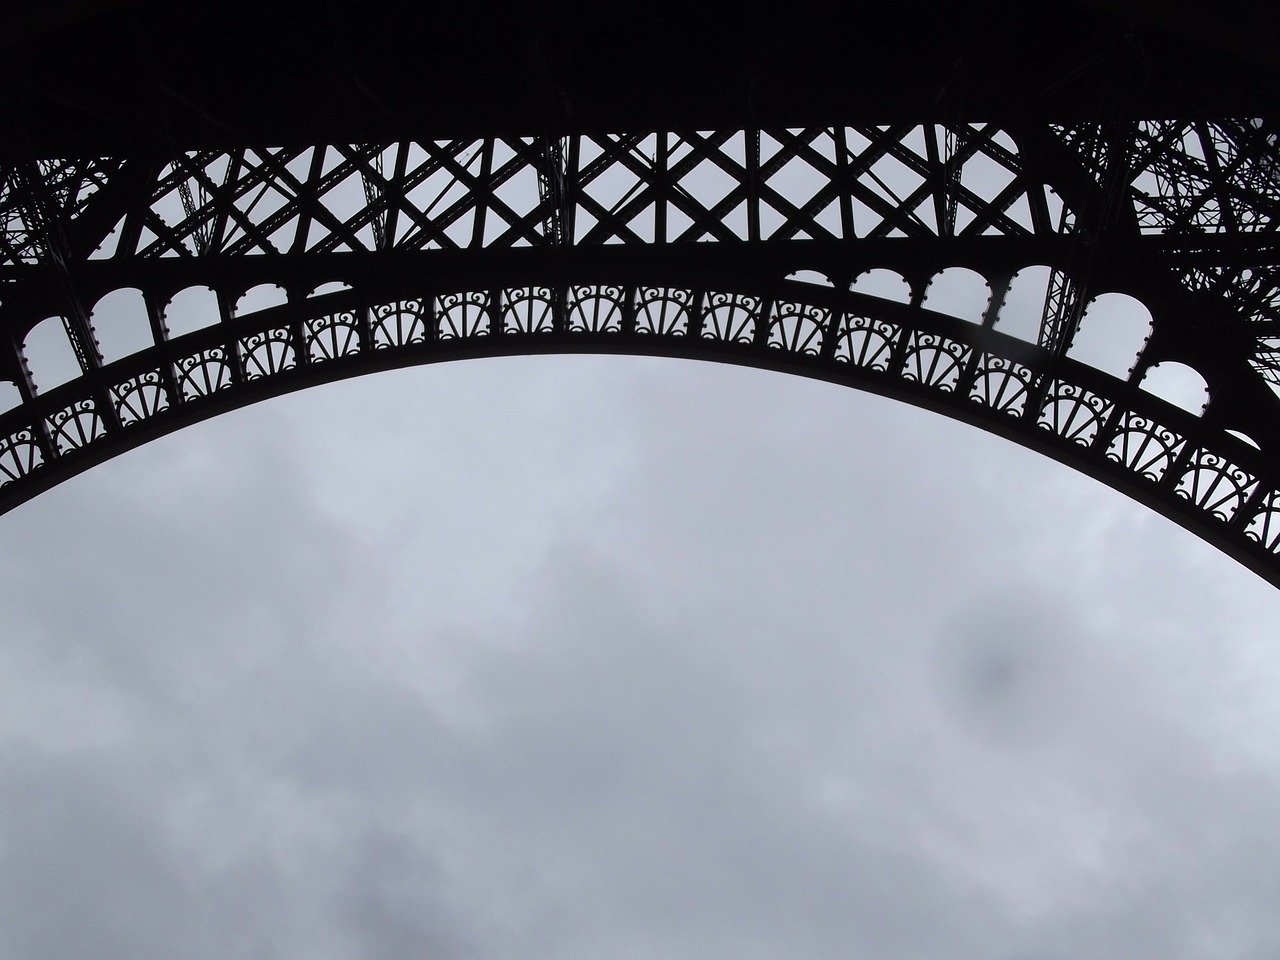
(656, 131, 669, 244)
(144, 291, 182, 409)
(886, 278, 928, 377)
(383, 141, 411, 250)
(470, 139, 495, 249)
(5, 325, 57, 464)
(537, 134, 570, 247)
(753, 295, 774, 349)
(358, 143, 389, 252)
(14, 162, 126, 435)
(1037, 27, 1145, 357)
(216, 288, 246, 385)
(1037, 201, 1088, 356)
(956, 272, 1015, 396)
(926, 124, 959, 238)
(290, 146, 327, 254)
(834, 126, 854, 240)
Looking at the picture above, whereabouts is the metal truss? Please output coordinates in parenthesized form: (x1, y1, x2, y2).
(2, 120, 1280, 583)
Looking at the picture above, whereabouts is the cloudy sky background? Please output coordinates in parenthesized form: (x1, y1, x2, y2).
(3, 336, 1280, 959)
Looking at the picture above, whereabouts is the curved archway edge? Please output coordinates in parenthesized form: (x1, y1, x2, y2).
(4, 121, 1279, 585)
(3, 268, 1279, 588)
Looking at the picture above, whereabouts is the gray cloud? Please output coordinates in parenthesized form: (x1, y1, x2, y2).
(1, 357, 1278, 959)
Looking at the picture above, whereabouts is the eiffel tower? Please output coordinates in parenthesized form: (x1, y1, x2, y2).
(2, 0, 1279, 583)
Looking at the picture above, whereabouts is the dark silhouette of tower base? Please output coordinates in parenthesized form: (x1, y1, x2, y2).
(3, 0, 1280, 582)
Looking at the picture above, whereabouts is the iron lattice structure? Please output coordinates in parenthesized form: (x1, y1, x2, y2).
(2, 0, 1280, 582)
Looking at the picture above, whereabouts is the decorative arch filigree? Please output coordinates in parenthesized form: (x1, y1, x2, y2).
(1, 120, 1278, 583)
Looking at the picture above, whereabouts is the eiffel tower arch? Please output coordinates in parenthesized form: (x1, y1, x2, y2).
(2, 0, 1279, 582)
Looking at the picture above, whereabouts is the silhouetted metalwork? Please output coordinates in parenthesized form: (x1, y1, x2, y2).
(1, 1, 1279, 583)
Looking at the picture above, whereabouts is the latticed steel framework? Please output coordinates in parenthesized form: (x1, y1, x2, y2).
(2, 2, 1280, 583)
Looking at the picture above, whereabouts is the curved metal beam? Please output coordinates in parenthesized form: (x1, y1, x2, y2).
(2, 262, 1279, 585)
(1, 122, 1278, 583)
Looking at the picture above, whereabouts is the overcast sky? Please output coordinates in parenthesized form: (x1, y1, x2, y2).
(1, 347, 1279, 960)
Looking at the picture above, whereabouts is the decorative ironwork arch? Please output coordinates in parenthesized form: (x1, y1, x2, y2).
(2, 105, 1279, 583)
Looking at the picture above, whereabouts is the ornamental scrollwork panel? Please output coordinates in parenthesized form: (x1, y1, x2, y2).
(371, 300, 430, 349)
(567, 286, 624, 334)
(832, 315, 898, 371)
(703, 294, 761, 345)
(1037, 382, 1113, 448)
(0, 428, 41, 482)
(305, 311, 363, 363)
(767, 301, 828, 355)
(1175, 450, 1258, 524)
(503, 287, 555, 335)
(634, 288, 692, 337)
(177, 348, 234, 401)
(47, 399, 105, 453)
(111, 371, 169, 426)
(900, 333, 970, 392)
(968, 355, 1033, 417)
(437, 292, 491, 339)
(1105, 413, 1186, 484)
(241, 329, 296, 381)
(1245, 492, 1280, 552)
